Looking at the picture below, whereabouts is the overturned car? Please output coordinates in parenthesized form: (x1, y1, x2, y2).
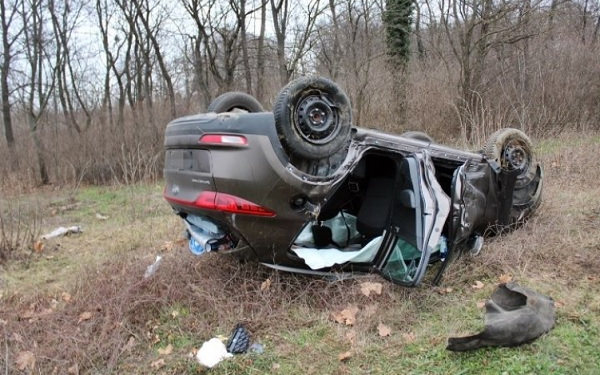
(163, 77, 543, 286)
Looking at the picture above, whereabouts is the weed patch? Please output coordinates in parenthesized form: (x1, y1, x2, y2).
(1, 135, 600, 374)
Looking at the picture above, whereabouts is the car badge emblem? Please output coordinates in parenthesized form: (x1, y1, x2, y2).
(171, 184, 180, 196)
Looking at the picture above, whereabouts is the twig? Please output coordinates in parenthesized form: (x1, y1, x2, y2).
(3, 322, 8, 375)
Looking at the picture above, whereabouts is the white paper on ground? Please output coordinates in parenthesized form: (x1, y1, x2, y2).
(40, 226, 82, 240)
(195, 338, 233, 368)
(291, 236, 383, 270)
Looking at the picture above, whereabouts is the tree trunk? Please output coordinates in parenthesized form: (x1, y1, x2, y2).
(271, 0, 290, 86)
(256, 1, 267, 104)
(28, 115, 49, 185)
(239, 0, 252, 93)
(0, 0, 16, 149)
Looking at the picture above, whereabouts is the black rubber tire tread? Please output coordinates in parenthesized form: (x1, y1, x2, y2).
(207, 92, 264, 113)
(273, 76, 352, 160)
(484, 128, 542, 223)
(401, 131, 434, 143)
(484, 128, 537, 189)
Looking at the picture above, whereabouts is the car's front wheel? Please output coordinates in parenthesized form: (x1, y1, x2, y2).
(484, 128, 542, 222)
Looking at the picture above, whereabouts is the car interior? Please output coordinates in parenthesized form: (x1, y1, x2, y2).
(291, 152, 425, 274)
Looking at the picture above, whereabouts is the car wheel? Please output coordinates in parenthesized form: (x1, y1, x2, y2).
(207, 92, 264, 113)
(484, 128, 537, 189)
(485, 128, 542, 221)
(273, 77, 352, 160)
(401, 131, 434, 143)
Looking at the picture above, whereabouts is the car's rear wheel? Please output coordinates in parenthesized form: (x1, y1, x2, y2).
(273, 77, 352, 160)
(401, 131, 433, 143)
(207, 92, 264, 113)
(484, 128, 542, 222)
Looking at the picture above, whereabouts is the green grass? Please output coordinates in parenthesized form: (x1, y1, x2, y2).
(1, 134, 600, 374)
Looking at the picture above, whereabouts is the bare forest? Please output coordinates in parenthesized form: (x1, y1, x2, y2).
(1, 0, 599, 189)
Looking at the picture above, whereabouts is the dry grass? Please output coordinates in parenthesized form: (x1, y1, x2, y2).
(1, 134, 599, 374)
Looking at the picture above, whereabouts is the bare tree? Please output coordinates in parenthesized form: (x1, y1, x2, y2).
(49, 0, 94, 134)
(270, 0, 323, 85)
(96, 0, 134, 130)
(438, 0, 542, 140)
(20, 0, 57, 184)
(130, 0, 177, 119)
(0, 0, 22, 150)
(256, 0, 268, 103)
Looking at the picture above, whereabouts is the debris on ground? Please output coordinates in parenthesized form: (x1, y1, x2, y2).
(40, 226, 82, 240)
(447, 282, 555, 351)
(226, 323, 251, 354)
(195, 338, 233, 368)
(248, 343, 264, 354)
(144, 255, 163, 278)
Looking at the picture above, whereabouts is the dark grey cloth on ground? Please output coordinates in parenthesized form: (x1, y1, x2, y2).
(447, 282, 555, 351)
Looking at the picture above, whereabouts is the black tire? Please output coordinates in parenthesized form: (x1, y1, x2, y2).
(484, 128, 537, 189)
(207, 92, 264, 113)
(401, 131, 434, 143)
(273, 77, 352, 160)
(484, 128, 542, 222)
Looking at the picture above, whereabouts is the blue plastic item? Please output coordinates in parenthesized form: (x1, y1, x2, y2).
(189, 237, 205, 255)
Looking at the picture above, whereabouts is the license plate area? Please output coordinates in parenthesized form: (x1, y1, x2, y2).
(166, 149, 211, 173)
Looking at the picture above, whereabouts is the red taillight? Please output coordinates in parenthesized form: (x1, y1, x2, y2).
(164, 190, 275, 217)
(199, 134, 248, 145)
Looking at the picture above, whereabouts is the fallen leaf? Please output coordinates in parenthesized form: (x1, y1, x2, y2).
(338, 351, 352, 362)
(554, 300, 565, 308)
(402, 332, 416, 343)
(123, 336, 136, 352)
(261, 278, 272, 291)
(436, 287, 454, 295)
(471, 280, 485, 290)
(162, 241, 174, 252)
(78, 311, 92, 323)
(20, 307, 35, 320)
(96, 213, 109, 220)
(62, 292, 72, 303)
(15, 351, 35, 371)
(33, 240, 45, 253)
(11, 332, 23, 343)
(174, 238, 187, 247)
(476, 300, 486, 309)
(158, 344, 173, 356)
(67, 363, 79, 374)
(272, 363, 281, 370)
(171, 310, 179, 318)
(360, 282, 383, 297)
(346, 330, 357, 346)
(332, 305, 359, 326)
(150, 358, 165, 370)
(362, 303, 378, 318)
(377, 323, 391, 337)
(498, 274, 513, 284)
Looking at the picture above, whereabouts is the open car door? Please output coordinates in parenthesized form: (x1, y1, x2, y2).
(376, 151, 451, 286)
